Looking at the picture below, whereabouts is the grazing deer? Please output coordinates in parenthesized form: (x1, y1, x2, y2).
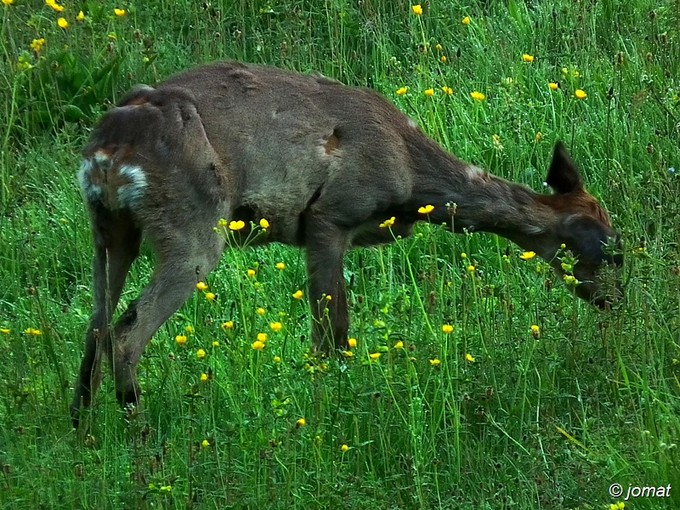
(72, 61, 622, 426)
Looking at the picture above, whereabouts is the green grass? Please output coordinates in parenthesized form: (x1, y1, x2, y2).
(1, 0, 679, 508)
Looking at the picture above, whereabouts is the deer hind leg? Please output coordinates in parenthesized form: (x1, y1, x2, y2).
(71, 207, 141, 427)
(110, 225, 224, 408)
(304, 214, 350, 352)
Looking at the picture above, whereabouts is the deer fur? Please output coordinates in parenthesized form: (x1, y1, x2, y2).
(72, 61, 622, 426)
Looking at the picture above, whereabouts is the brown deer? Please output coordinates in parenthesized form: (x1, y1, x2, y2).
(72, 61, 622, 426)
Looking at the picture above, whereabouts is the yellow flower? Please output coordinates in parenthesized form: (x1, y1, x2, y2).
(46, 0, 64, 12)
(340, 444, 349, 452)
(292, 290, 304, 300)
(460, 252, 467, 259)
(435, 43, 443, 51)
(441, 86, 453, 95)
(196, 281, 208, 291)
(440, 55, 447, 63)
(522, 53, 535, 63)
(2, 0, 14, 5)
(114, 8, 126, 16)
(423, 88, 435, 97)
(465, 353, 475, 363)
(57, 17, 69, 29)
(256, 307, 266, 316)
(342, 350, 354, 358)
(574, 89, 587, 100)
(530, 325, 540, 338)
(0, 328, 10, 334)
(273, 355, 282, 363)
(185, 325, 194, 334)
(418, 204, 435, 214)
(411, 4, 423, 16)
(429, 358, 441, 366)
(441, 324, 454, 334)
(246, 269, 256, 278)
(221, 320, 234, 330)
(396, 87, 408, 96)
(24, 328, 43, 336)
(534, 132, 543, 142)
(462, 16, 471, 25)
(369, 352, 381, 361)
(251, 340, 265, 350)
(379, 216, 395, 228)
(30, 38, 46, 53)
(393, 341, 404, 350)
(200, 373, 209, 382)
(76, 10, 85, 21)
(259, 218, 269, 229)
(205, 292, 216, 302)
(270, 322, 283, 332)
(348, 338, 357, 349)
(201, 439, 210, 448)
(212, 340, 220, 347)
(257, 332, 268, 342)
(175, 334, 187, 346)
(549, 82, 559, 91)
(296, 418, 306, 428)
(470, 91, 486, 102)
(466, 264, 476, 273)
(228, 220, 245, 231)
(519, 251, 536, 261)
(275, 262, 286, 271)
(196, 348, 206, 359)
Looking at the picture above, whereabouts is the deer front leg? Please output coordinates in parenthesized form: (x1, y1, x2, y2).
(304, 215, 350, 352)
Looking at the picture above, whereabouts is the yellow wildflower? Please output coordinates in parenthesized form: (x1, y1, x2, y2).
(205, 292, 216, 302)
(348, 338, 357, 349)
(196, 281, 208, 291)
(221, 321, 234, 330)
(461, 16, 471, 25)
(273, 355, 281, 363)
(212, 340, 219, 347)
(251, 340, 265, 350)
(369, 352, 381, 361)
(549, 82, 559, 91)
(470, 91, 486, 102)
(2, 0, 14, 5)
(423, 88, 435, 97)
(296, 418, 306, 428)
(441, 86, 453, 95)
(228, 220, 245, 231)
(46, 0, 64, 12)
(114, 8, 126, 16)
(30, 38, 46, 53)
(0, 328, 10, 334)
(396, 87, 408, 96)
(519, 251, 536, 261)
(440, 55, 447, 63)
(57, 17, 69, 29)
(574, 89, 587, 100)
(393, 341, 404, 350)
(342, 350, 354, 358)
(340, 444, 349, 452)
(275, 262, 286, 270)
(429, 358, 441, 366)
(200, 373, 209, 382)
(76, 11, 85, 21)
(292, 290, 304, 300)
(259, 218, 269, 229)
(257, 332, 268, 342)
(522, 53, 535, 63)
(196, 348, 206, 359)
(24, 328, 43, 336)
(411, 4, 423, 16)
(175, 335, 187, 346)
(465, 353, 475, 363)
(534, 132, 543, 142)
(256, 307, 266, 316)
(185, 325, 194, 334)
(379, 216, 396, 228)
(201, 439, 210, 448)
(530, 325, 540, 339)
(467, 264, 476, 273)
(270, 322, 283, 332)
(418, 204, 435, 214)
(442, 324, 454, 334)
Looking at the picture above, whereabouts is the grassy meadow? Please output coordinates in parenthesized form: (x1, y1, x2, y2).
(1, 0, 679, 508)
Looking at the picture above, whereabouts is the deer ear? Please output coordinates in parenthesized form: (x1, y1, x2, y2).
(545, 142, 584, 194)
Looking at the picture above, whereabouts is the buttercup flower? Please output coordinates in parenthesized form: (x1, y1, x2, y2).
(461, 16, 471, 25)
(259, 218, 269, 229)
(296, 418, 306, 428)
(196, 281, 208, 291)
(465, 353, 475, 363)
(200, 373, 209, 382)
(205, 292, 216, 302)
(522, 53, 535, 63)
(470, 91, 486, 102)
(442, 324, 454, 334)
(221, 321, 234, 330)
(292, 290, 304, 300)
(114, 8, 126, 16)
(251, 340, 265, 350)
(270, 322, 283, 332)
(441, 86, 453, 95)
(257, 332, 268, 342)
(519, 251, 536, 261)
(530, 325, 540, 338)
(2, 0, 15, 6)
(275, 262, 286, 270)
(396, 87, 408, 96)
(574, 89, 587, 100)
(423, 88, 435, 97)
(46, 0, 64, 12)
(77, 11, 85, 21)
(549, 82, 559, 91)
(411, 4, 423, 16)
(175, 334, 187, 346)
(196, 348, 206, 359)
(379, 217, 396, 228)
(57, 17, 69, 29)
(418, 204, 435, 214)
(393, 341, 404, 350)
(256, 307, 266, 316)
(340, 444, 349, 452)
(201, 439, 210, 448)
(369, 352, 381, 361)
(348, 338, 357, 348)
(228, 220, 245, 231)
(30, 38, 46, 53)
(429, 358, 441, 366)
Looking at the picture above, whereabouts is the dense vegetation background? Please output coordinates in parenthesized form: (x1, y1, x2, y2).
(1, 0, 679, 508)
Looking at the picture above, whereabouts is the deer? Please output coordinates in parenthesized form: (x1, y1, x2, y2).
(72, 60, 622, 427)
